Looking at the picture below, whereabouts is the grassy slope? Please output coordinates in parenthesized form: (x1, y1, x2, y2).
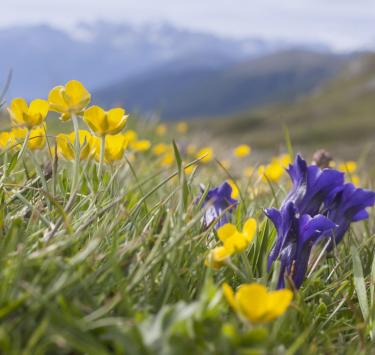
(0, 115, 375, 353)
(192, 53, 375, 160)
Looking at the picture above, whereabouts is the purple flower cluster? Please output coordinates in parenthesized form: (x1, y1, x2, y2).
(266, 155, 375, 289)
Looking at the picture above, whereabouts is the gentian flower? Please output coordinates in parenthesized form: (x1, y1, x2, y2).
(283, 154, 344, 216)
(324, 183, 375, 249)
(200, 181, 238, 228)
(223, 282, 293, 323)
(265, 202, 336, 289)
(266, 154, 375, 289)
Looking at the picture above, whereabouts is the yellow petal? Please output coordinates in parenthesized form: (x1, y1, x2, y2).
(48, 86, 68, 113)
(236, 284, 268, 323)
(205, 246, 231, 269)
(64, 80, 91, 111)
(83, 105, 107, 136)
(223, 283, 237, 311)
(224, 233, 248, 252)
(123, 130, 138, 143)
(28, 125, 46, 151)
(156, 124, 167, 136)
(264, 289, 293, 322)
(242, 218, 257, 242)
(217, 223, 237, 242)
(27, 99, 49, 126)
(8, 98, 28, 126)
(106, 108, 127, 135)
(227, 179, 239, 199)
(101, 134, 128, 162)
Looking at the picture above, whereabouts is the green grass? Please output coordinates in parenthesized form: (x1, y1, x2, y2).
(0, 114, 375, 354)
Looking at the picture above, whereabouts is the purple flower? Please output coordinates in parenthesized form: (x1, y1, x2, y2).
(266, 202, 336, 289)
(284, 154, 344, 215)
(324, 183, 375, 249)
(265, 154, 375, 289)
(200, 182, 238, 229)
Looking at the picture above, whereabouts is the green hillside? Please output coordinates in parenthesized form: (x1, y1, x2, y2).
(194, 53, 375, 158)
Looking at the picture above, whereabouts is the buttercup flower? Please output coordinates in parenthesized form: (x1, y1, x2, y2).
(8, 98, 49, 129)
(223, 283, 292, 324)
(0, 131, 15, 150)
(13, 125, 47, 151)
(196, 146, 213, 163)
(56, 130, 94, 161)
(199, 181, 238, 228)
(152, 143, 170, 156)
(227, 180, 239, 199)
(130, 140, 151, 152)
(48, 80, 91, 121)
(83, 106, 128, 136)
(206, 218, 257, 269)
(338, 161, 357, 173)
(123, 130, 138, 143)
(93, 134, 128, 163)
(233, 144, 251, 158)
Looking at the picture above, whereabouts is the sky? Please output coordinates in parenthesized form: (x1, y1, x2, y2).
(1, 0, 375, 50)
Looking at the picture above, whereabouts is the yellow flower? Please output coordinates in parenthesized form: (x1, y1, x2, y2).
(277, 153, 292, 168)
(196, 146, 213, 163)
(152, 143, 170, 156)
(56, 130, 93, 160)
(123, 130, 138, 143)
(156, 124, 167, 136)
(223, 283, 292, 324)
(130, 140, 151, 152)
(48, 80, 91, 121)
(206, 219, 257, 269)
(258, 160, 284, 183)
(161, 152, 174, 167)
(0, 131, 16, 150)
(8, 98, 49, 129)
(93, 134, 128, 163)
(227, 179, 239, 199)
(176, 121, 188, 134)
(233, 144, 251, 158)
(83, 106, 128, 136)
(12, 125, 47, 151)
(338, 161, 357, 173)
(184, 165, 194, 175)
(351, 174, 360, 187)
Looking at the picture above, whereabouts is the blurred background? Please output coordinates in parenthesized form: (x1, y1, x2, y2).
(1, 0, 375, 157)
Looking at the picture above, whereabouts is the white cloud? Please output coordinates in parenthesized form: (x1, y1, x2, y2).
(1, 0, 375, 49)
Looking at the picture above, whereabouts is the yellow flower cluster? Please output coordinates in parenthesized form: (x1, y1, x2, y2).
(1, 80, 152, 163)
(338, 160, 360, 186)
(205, 218, 256, 269)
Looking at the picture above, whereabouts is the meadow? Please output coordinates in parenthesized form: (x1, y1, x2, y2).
(0, 80, 375, 354)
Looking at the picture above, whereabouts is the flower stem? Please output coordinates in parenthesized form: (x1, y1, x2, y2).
(98, 135, 106, 180)
(17, 129, 30, 160)
(71, 113, 81, 191)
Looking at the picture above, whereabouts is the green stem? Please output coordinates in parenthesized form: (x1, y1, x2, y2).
(71, 113, 81, 191)
(17, 129, 30, 160)
(98, 135, 106, 180)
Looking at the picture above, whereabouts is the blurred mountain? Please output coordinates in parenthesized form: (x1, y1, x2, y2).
(195, 52, 375, 156)
(95, 50, 350, 119)
(0, 22, 305, 99)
